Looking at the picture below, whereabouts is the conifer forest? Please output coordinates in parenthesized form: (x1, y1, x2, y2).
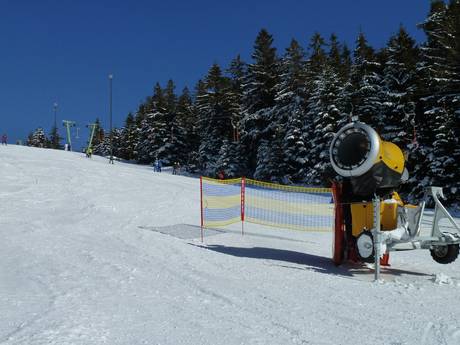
(28, 1, 460, 206)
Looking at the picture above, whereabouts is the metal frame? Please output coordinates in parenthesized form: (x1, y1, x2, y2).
(368, 186, 459, 281)
(386, 187, 460, 252)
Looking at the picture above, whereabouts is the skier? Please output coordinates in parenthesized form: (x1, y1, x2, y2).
(172, 162, 180, 175)
(218, 170, 225, 180)
(1, 134, 7, 145)
(156, 159, 162, 173)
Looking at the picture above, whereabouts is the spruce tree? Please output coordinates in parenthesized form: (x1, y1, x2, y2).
(197, 64, 234, 176)
(305, 65, 343, 185)
(118, 113, 137, 160)
(176, 87, 199, 169)
(28, 128, 48, 147)
(241, 29, 280, 175)
(381, 26, 419, 147)
(274, 39, 309, 182)
(157, 79, 185, 165)
(242, 29, 279, 113)
(351, 32, 385, 129)
(254, 132, 287, 183)
(227, 55, 246, 143)
(302, 33, 328, 151)
(415, 0, 459, 203)
(136, 83, 167, 164)
(215, 140, 243, 178)
(48, 125, 62, 149)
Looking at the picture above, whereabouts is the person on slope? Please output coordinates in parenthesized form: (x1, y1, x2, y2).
(155, 159, 162, 173)
(172, 162, 180, 175)
(1, 134, 7, 145)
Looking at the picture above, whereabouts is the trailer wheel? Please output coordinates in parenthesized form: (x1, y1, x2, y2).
(430, 244, 459, 264)
(356, 231, 374, 263)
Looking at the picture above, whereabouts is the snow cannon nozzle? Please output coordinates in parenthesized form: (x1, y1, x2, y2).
(329, 122, 406, 198)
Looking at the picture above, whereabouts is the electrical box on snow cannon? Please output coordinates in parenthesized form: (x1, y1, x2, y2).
(330, 122, 460, 267)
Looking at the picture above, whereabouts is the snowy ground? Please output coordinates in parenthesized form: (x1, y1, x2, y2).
(1, 145, 460, 345)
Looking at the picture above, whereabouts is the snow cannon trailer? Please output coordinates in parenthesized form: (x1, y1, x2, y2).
(330, 122, 460, 267)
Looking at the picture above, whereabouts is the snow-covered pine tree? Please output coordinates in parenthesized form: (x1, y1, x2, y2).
(28, 128, 48, 148)
(415, 0, 459, 204)
(351, 32, 385, 130)
(417, 0, 460, 202)
(93, 128, 123, 158)
(176, 87, 199, 170)
(302, 32, 328, 154)
(443, 0, 460, 206)
(48, 124, 62, 149)
(226, 55, 246, 144)
(377, 26, 421, 201)
(240, 29, 280, 175)
(131, 102, 148, 162)
(381, 26, 419, 147)
(118, 113, 137, 161)
(156, 79, 186, 165)
(215, 139, 243, 178)
(135, 83, 167, 164)
(329, 34, 341, 72)
(305, 65, 342, 185)
(339, 43, 352, 82)
(253, 129, 288, 183)
(282, 110, 308, 182)
(334, 42, 355, 128)
(196, 64, 234, 176)
(242, 29, 279, 114)
(273, 39, 309, 182)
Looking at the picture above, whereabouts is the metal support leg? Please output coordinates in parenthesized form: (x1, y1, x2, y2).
(373, 196, 381, 282)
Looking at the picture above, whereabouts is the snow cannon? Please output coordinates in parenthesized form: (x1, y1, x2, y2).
(329, 122, 407, 198)
(330, 122, 460, 269)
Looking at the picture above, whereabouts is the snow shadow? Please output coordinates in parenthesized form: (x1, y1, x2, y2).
(139, 224, 225, 239)
(194, 244, 352, 276)
(193, 244, 432, 280)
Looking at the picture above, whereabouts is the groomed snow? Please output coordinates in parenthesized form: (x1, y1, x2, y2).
(1, 145, 459, 345)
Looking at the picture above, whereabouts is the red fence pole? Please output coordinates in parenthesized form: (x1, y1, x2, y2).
(332, 181, 344, 265)
(241, 177, 245, 236)
(200, 176, 204, 242)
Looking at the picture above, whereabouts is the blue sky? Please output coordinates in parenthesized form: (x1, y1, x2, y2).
(0, 0, 430, 148)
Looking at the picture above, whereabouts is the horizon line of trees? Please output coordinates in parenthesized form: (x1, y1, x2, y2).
(27, 0, 460, 207)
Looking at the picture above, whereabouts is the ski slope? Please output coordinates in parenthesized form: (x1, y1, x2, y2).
(1, 145, 460, 345)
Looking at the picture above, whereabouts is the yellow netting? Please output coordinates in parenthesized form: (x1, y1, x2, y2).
(201, 177, 333, 232)
(201, 177, 242, 227)
(244, 179, 333, 232)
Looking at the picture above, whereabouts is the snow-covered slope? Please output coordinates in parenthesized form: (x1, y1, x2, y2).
(1, 145, 459, 345)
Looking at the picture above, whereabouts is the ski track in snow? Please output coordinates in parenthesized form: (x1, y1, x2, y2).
(1, 145, 460, 345)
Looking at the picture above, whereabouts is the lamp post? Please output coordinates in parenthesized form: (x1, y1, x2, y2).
(53, 102, 58, 129)
(109, 73, 114, 164)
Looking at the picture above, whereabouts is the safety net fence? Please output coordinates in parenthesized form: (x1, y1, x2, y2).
(200, 177, 334, 238)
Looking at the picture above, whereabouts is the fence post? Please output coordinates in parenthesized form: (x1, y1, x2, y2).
(241, 177, 245, 236)
(200, 176, 204, 242)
